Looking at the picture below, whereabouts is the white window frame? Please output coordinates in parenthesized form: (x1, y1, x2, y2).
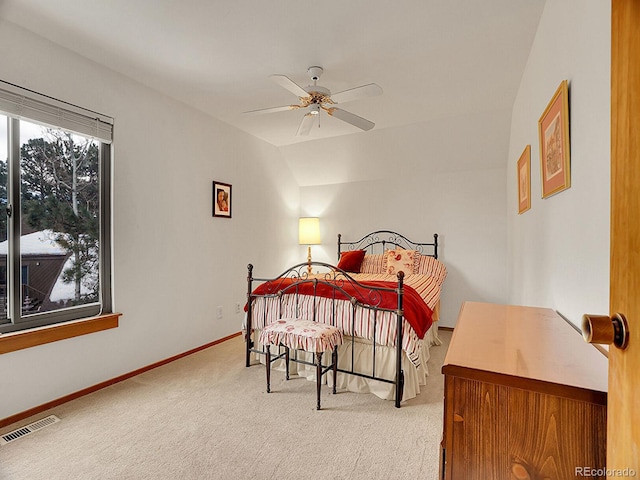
(0, 81, 113, 333)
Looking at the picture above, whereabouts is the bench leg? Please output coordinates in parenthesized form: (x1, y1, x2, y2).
(315, 352, 323, 410)
(265, 344, 271, 393)
(285, 346, 290, 380)
(332, 346, 338, 394)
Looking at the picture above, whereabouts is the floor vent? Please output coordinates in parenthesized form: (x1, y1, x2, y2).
(0, 415, 60, 446)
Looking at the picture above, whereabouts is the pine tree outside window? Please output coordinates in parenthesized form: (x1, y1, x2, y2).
(0, 82, 112, 333)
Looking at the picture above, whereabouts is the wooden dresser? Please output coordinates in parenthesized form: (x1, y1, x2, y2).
(440, 302, 607, 480)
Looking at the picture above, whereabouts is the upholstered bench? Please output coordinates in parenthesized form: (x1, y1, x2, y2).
(259, 319, 343, 410)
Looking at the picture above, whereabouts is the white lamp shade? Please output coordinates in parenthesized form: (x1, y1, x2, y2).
(299, 217, 321, 245)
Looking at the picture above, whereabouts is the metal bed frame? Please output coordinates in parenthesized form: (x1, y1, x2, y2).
(338, 230, 438, 259)
(245, 230, 439, 408)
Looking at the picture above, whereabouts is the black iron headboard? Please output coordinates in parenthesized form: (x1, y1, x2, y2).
(337, 230, 438, 260)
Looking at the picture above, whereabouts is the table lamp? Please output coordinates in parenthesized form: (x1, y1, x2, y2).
(298, 217, 321, 274)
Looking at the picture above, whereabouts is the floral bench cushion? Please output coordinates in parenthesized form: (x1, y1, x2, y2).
(260, 318, 343, 353)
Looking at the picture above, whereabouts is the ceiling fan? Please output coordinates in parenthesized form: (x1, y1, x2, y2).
(245, 66, 382, 137)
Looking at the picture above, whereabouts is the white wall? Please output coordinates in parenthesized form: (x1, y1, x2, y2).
(506, 0, 611, 328)
(0, 20, 299, 419)
(290, 109, 512, 327)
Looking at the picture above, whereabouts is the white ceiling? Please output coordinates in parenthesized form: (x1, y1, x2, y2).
(0, 0, 546, 148)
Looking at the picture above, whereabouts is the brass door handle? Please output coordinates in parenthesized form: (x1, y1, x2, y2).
(582, 313, 629, 349)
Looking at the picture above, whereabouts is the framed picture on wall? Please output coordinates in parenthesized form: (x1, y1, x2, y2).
(517, 145, 531, 214)
(213, 181, 232, 218)
(538, 80, 571, 198)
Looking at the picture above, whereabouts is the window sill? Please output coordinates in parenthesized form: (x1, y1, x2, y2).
(0, 313, 121, 355)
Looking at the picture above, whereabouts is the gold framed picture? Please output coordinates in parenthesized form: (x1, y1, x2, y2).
(538, 80, 571, 198)
(517, 145, 531, 214)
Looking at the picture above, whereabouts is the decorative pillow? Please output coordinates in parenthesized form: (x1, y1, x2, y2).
(359, 254, 386, 274)
(383, 249, 420, 275)
(336, 250, 366, 273)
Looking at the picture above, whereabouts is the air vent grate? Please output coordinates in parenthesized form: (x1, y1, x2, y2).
(0, 415, 60, 446)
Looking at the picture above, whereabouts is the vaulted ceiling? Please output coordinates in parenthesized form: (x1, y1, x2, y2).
(0, 0, 545, 148)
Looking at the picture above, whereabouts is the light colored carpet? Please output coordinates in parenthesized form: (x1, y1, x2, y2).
(0, 330, 451, 480)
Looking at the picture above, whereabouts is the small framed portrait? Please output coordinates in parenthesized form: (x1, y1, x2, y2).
(212, 181, 232, 218)
(538, 80, 571, 198)
(517, 145, 531, 214)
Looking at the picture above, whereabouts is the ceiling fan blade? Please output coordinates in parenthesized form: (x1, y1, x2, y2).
(243, 104, 301, 115)
(330, 83, 383, 104)
(270, 74, 310, 99)
(325, 107, 375, 131)
(296, 112, 317, 136)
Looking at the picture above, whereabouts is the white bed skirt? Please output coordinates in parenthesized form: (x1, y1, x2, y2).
(250, 324, 442, 403)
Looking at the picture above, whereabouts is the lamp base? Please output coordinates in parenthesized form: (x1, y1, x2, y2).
(307, 246, 312, 275)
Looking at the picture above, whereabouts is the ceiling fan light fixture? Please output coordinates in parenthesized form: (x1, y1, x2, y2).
(247, 67, 382, 136)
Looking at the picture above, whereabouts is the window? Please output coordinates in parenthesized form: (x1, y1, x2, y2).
(0, 82, 113, 333)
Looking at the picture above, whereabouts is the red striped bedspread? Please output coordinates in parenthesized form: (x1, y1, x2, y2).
(347, 273, 442, 314)
(248, 273, 442, 366)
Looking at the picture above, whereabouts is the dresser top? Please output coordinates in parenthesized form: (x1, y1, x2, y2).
(443, 302, 608, 397)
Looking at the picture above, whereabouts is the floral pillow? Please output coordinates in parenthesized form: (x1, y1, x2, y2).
(384, 249, 420, 275)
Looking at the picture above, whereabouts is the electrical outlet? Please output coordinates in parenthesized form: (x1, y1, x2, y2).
(216, 306, 223, 319)
(235, 302, 241, 314)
